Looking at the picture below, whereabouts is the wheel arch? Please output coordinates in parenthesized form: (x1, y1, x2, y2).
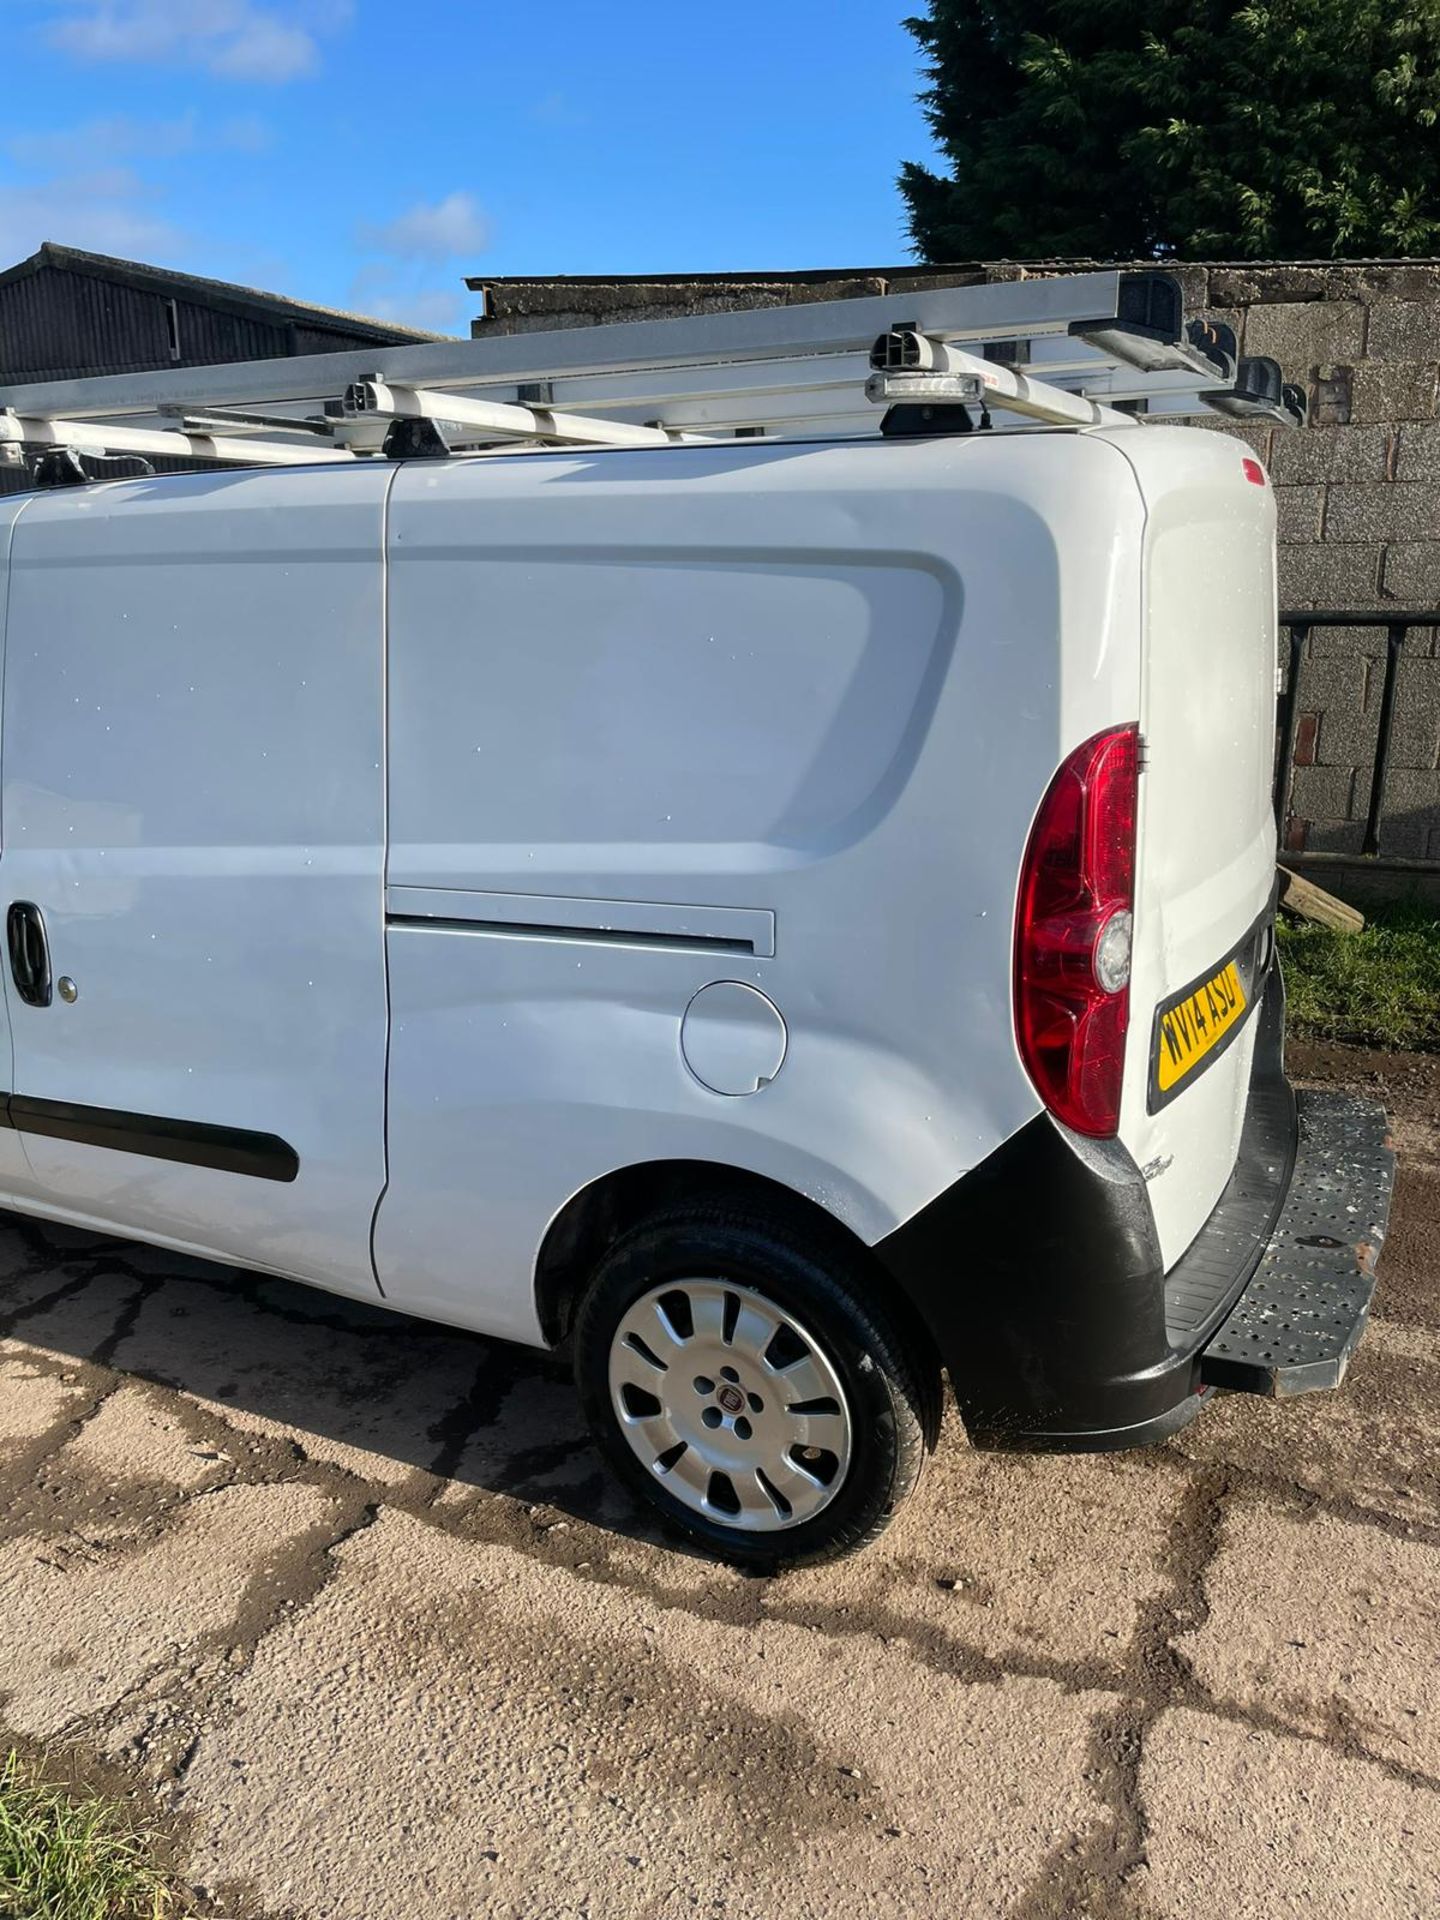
(535, 1157, 944, 1438)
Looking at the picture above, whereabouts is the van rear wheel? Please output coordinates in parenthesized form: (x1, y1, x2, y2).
(573, 1203, 933, 1570)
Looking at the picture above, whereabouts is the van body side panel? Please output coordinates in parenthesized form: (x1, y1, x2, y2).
(0, 468, 391, 1294)
(374, 435, 1145, 1342)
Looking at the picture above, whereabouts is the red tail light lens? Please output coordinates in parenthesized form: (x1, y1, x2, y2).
(1014, 725, 1140, 1137)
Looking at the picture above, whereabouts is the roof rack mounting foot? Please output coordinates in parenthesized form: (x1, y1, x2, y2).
(880, 402, 976, 438)
(32, 446, 156, 488)
(32, 447, 91, 489)
(383, 416, 452, 461)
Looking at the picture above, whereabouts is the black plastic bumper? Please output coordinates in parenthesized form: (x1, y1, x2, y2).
(875, 967, 1395, 1451)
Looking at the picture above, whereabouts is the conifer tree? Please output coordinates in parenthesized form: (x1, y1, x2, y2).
(901, 0, 1440, 259)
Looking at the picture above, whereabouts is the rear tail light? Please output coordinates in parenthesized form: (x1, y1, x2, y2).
(1014, 725, 1140, 1136)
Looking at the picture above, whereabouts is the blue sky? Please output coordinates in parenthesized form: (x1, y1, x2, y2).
(0, 1, 939, 334)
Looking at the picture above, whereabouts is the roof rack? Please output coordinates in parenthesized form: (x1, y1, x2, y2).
(0, 270, 1304, 484)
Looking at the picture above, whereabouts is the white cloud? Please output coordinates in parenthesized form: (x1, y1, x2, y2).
(43, 1, 351, 84)
(347, 192, 487, 332)
(532, 92, 588, 128)
(208, 12, 316, 81)
(361, 287, 464, 333)
(358, 191, 491, 263)
(7, 112, 271, 171)
(0, 110, 272, 267)
(0, 168, 186, 265)
(347, 265, 462, 335)
(216, 114, 274, 153)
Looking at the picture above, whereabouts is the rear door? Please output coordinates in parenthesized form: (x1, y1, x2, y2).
(1115, 429, 1279, 1272)
(0, 465, 391, 1295)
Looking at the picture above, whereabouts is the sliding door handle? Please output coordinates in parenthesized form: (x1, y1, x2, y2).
(7, 902, 52, 1008)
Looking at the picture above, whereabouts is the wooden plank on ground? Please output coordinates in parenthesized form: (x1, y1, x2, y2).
(1278, 865, 1365, 933)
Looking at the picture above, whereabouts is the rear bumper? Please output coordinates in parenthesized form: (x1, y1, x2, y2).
(875, 966, 1395, 1451)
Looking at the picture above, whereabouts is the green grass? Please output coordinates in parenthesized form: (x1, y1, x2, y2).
(0, 1751, 187, 1920)
(1278, 900, 1440, 1052)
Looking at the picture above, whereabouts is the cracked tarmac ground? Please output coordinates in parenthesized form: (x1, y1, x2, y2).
(0, 1042, 1436, 1920)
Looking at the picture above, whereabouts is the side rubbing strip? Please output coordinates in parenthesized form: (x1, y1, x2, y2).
(387, 916, 758, 955)
(385, 886, 776, 957)
(5, 1095, 299, 1183)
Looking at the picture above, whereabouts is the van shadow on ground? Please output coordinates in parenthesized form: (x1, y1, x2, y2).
(0, 1207, 680, 1555)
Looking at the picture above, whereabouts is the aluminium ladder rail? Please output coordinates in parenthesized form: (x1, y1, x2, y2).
(0, 270, 1304, 481)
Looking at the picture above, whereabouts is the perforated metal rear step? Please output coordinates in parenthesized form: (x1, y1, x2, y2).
(1199, 1092, 1394, 1396)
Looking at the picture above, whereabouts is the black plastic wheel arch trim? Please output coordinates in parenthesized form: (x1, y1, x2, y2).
(874, 956, 1296, 1451)
(0, 1091, 298, 1183)
(875, 1099, 1182, 1449)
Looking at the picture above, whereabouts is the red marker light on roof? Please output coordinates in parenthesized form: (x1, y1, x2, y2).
(1242, 457, 1266, 486)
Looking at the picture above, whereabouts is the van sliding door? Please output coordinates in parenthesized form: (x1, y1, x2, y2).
(0, 467, 391, 1294)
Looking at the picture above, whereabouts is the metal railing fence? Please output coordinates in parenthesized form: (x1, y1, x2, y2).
(1276, 610, 1438, 872)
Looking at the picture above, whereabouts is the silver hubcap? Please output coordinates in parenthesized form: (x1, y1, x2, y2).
(608, 1279, 852, 1532)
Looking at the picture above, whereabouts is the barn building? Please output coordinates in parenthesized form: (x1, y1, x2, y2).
(0, 241, 443, 381)
(0, 241, 447, 490)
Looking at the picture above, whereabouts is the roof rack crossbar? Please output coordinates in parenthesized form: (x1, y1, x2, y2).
(0, 409, 356, 468)
(340, 379, 682, 449)
(865, 333, 1134, 429)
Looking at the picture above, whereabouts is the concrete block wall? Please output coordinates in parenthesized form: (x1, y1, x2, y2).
(1183, 264, 1440, 868)
(476, 261, 1440, 876)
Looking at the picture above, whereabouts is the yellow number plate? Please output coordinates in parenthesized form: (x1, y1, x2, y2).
(1155, 961, 1247, 1095)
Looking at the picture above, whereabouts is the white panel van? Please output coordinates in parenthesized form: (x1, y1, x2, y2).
(0, 404, 1394, 1567)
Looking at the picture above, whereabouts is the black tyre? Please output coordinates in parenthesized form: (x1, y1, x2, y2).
(572, 1201, 935, 1571)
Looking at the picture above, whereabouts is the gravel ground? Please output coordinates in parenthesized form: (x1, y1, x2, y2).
(0, 1040, 1436, 1920)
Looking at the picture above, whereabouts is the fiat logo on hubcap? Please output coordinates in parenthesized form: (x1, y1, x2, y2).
(717, 1384, 745, 1414)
